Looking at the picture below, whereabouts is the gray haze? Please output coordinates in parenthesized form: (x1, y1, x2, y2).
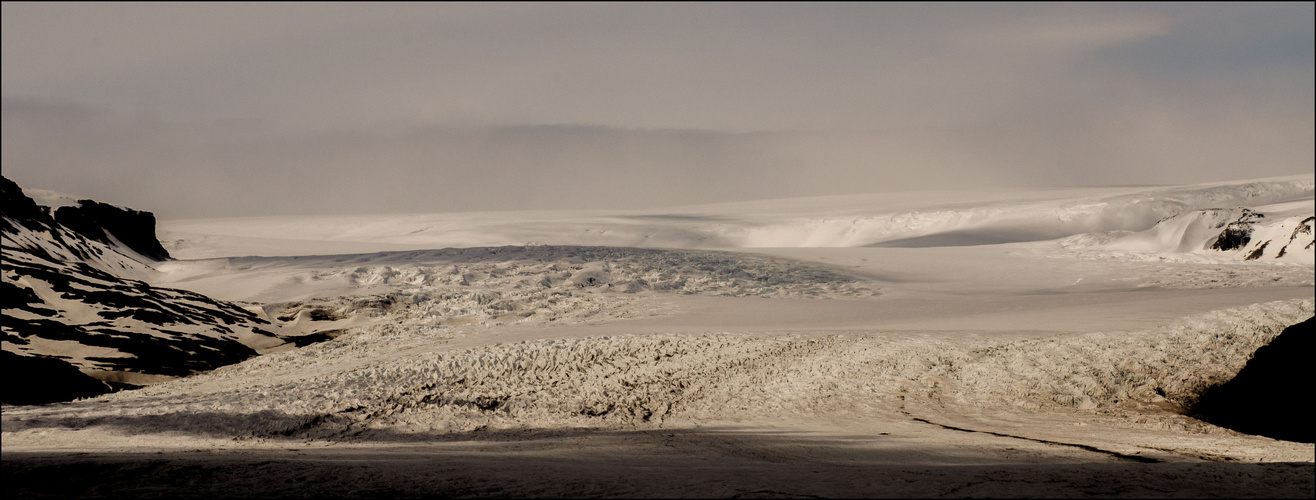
(3, 3, 1312, 218)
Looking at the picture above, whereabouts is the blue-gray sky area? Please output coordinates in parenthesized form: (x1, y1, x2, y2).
(2, 3, 1312, 218)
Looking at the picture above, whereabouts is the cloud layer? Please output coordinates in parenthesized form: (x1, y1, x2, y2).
(2, 3, 1312, 217)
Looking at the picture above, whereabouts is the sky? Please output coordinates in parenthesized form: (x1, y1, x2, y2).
(2, 2, 1313, 219)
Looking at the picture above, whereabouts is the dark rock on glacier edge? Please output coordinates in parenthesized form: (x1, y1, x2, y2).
(1192, 316, 1314, 443)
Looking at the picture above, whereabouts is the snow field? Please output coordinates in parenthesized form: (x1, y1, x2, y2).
(160, 176, 1314, 257)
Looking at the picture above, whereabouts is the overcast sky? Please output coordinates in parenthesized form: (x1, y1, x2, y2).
(3, 3, 1312, 218)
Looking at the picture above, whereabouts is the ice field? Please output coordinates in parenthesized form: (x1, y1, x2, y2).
(4, 175, 1313, 498)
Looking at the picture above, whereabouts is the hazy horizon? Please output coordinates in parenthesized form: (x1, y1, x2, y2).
(4, 3, 1312, 219)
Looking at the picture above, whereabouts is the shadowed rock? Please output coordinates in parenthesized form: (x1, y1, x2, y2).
(1192, 316, 1314, 443)
(1, 350, 113, 405)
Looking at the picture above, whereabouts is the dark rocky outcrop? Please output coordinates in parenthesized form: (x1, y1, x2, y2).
(54, 200, 171, 261)
(1208, 208, 1264, 252)
(0, 176, 52, 233)
(1192, 316, 1314, 443)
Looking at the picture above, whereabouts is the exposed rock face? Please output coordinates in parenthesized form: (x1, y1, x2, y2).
(1193, 316, 1314, 443)
(53, 200, 171, 261)
(2, 176, 292, 405)
(1208, 208, 1263, 251)
(0, 177, 48, 232)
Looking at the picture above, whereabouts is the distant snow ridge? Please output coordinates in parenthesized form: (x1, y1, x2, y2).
(1, 176, 300, 404)
(157, 176, 1314, 255)
(745, 178, 1315, 248)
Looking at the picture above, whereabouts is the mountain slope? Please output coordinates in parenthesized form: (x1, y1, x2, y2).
(2, 176, 294, 404)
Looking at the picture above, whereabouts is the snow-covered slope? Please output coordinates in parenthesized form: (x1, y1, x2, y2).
(1061, 203, 1315, 264)
(1, 176, 301, 404)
